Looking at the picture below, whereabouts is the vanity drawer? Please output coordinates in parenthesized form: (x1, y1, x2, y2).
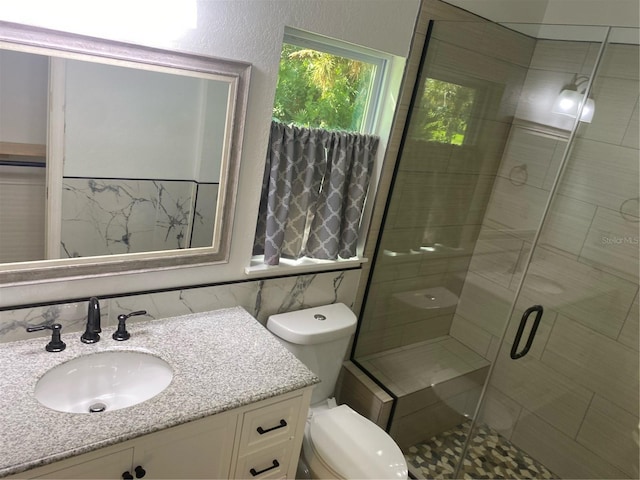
(234, 442, 292, 480)
(238, 395, 303, 455)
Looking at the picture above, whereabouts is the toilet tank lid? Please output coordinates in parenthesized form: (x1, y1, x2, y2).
(266, 303, 357, 345)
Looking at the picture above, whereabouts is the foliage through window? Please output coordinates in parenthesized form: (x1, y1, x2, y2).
(411, 78, 476, 145)
(273, 42, 378, 132)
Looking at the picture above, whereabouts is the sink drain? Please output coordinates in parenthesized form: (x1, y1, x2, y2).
(89, 402, 107, 413)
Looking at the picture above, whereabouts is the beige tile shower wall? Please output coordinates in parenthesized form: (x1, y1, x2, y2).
(355, 2, 535, 357)
(353, 0, 497, 311)
(334, 361, 394, 429)
(451, 39, 639, 478)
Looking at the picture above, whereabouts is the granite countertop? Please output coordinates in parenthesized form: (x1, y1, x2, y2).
(0, 307, 319, 477)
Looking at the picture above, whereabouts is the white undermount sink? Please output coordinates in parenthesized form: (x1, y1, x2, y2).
(34, 351, 173, 414)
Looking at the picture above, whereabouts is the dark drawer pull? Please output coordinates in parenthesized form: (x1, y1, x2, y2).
(256, 419, 287, 435)
(250, 459, 279, 477)
(510, 305, 544, 360)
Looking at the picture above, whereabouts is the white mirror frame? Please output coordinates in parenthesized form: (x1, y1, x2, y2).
(0, 21, 250, 285)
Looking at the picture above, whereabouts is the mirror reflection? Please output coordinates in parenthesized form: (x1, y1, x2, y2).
(1, 48, 230, 262)
(0, 20, 250, 284)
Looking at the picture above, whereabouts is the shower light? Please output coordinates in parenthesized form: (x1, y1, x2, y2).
(552, 75, 595, 123)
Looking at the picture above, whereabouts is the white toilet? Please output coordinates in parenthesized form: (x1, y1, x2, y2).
(267, 303, 408, 479)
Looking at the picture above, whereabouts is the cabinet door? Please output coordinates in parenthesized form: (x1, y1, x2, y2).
(238, 395, 302, 455)
(32, 448, 134, 479)
(132, 411, 236, 479)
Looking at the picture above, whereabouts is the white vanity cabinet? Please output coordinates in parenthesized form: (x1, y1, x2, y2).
(31, 448, 135, 480)
(10, 389, 311, 480)
(233, 395, 306, 479)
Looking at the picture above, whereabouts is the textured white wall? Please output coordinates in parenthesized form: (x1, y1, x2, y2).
(0, 50, 48, 144)
(63, 60, 228, 181)
(0, 0, 420, 306)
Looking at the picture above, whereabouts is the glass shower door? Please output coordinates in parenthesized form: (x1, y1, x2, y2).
(462, 26, 639, 479)
(353, 18, 610, 479)
(353, 20, 544, 475)
(353, 18, 637, 479)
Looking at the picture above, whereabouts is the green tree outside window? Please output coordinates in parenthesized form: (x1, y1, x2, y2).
(273, 43, 375, 132)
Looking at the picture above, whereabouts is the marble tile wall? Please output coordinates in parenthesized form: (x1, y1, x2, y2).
(450, 40, 640, 478)
(60, 178, 218, 257)
(0, 269, 361, 345)
(355, 14, 536, 357)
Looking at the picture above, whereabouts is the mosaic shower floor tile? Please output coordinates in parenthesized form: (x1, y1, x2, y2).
(405, 421, 556, 479)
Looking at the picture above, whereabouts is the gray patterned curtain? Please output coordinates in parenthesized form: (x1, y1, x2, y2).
(253, 122, 330, 265)
(254, 121, 379, 265)
(306, 131, 378, 260)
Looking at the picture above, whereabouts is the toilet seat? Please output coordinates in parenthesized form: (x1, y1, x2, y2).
(306, 405, 407, 479)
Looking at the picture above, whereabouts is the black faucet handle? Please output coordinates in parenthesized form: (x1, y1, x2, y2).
(113, 310, 147, 341)
(121, 310, 147, 320)
(81, 297, 102, 344)
(88, 297, 101, 333)
(26, 323, 66, 352)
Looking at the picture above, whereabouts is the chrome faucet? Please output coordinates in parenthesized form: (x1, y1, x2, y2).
(81, 297, 101, 343)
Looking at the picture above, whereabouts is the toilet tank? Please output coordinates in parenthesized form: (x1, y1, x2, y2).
(267, 303, 357, 405)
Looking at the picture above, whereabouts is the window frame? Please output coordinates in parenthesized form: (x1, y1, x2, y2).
(246, 28, 400, 276)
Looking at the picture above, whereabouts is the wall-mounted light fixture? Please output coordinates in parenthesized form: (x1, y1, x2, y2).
(551, 75, 595, 123)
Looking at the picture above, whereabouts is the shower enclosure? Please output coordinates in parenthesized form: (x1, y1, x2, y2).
(353, 13, 638, 480)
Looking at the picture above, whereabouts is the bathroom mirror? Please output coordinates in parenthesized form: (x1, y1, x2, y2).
(0, 21, 250, 284)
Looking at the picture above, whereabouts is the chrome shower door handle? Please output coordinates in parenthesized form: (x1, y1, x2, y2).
(510, 305, 544, 360)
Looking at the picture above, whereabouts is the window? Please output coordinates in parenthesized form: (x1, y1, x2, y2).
(251, 29, 391, 269)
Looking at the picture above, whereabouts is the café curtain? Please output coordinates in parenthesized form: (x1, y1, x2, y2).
(253, 121, 378, 265)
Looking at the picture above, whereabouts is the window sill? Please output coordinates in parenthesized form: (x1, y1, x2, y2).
(245, 256, 367, 278)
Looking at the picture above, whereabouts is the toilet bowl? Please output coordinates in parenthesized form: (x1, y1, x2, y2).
(303, 403, 407, 479)
(267, 303, 408, 479)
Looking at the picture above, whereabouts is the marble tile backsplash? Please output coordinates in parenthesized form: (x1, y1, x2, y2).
(0, 269, 361, 344)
